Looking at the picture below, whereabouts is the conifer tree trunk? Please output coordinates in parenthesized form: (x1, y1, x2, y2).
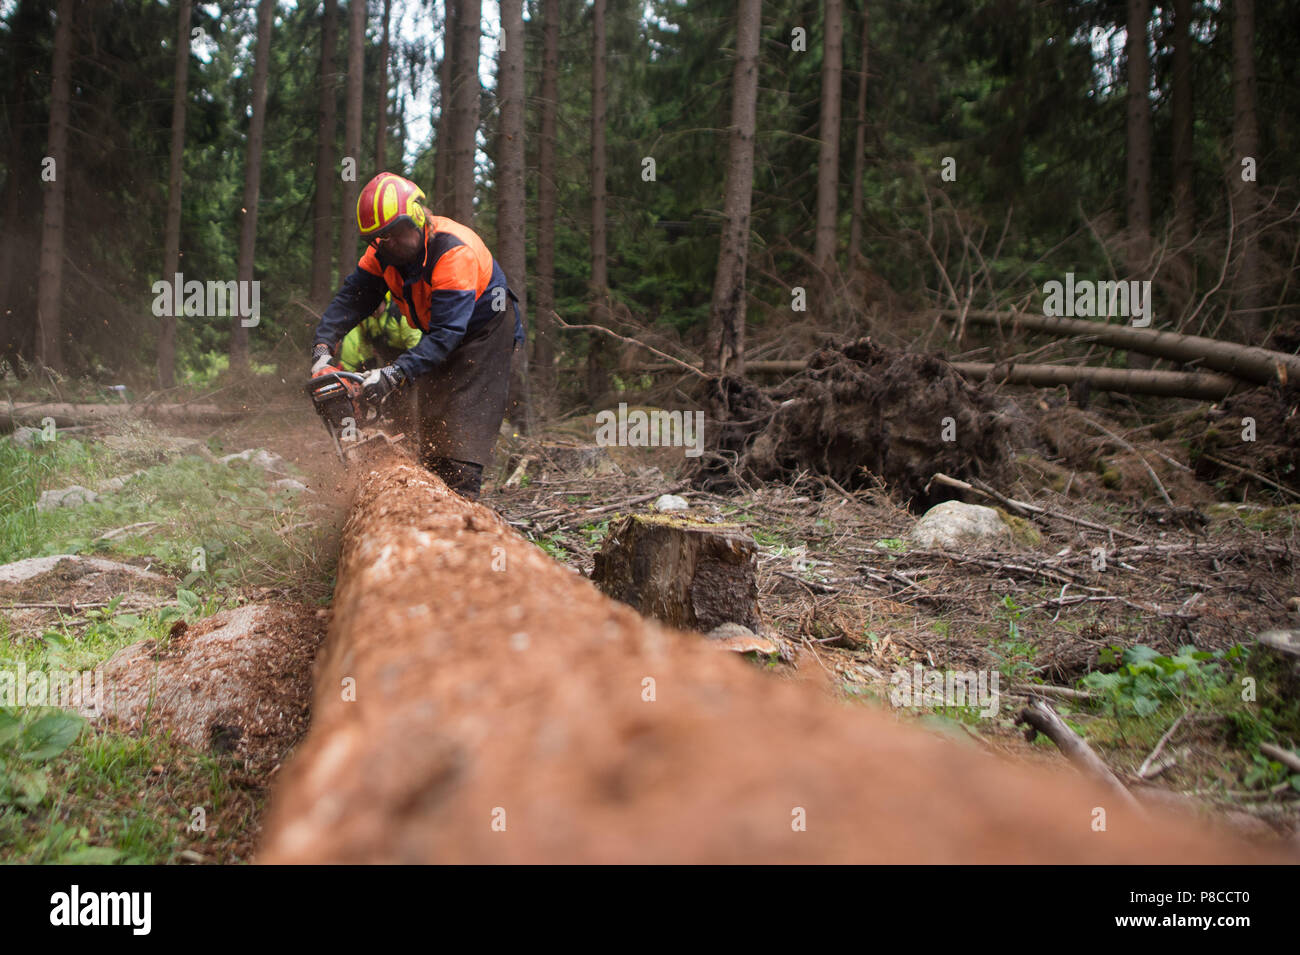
(1230, 0, 1261, 341)
(375, 0, 391, 171)
(847, 2, 869, 271)
(813, 0, 843, 274)
(586, 0, 610, 403)
(158, 0, 191, 389)
(337, 0, 366, 285)
(1125, 0, 1152, 272)
(434, 0, 455, 210)
(231, 0, 274, 372)
(533, 0, 559, 416)
(36, 0, 74, 373)
(706, 0, 762, 376)
(498, 0, 531, 431)
(449, 0, 480, 223)
(310, 0, 339, 308)
(1125, 0, 1153, 365)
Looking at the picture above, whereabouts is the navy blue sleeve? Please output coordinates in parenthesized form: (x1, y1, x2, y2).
(392, 288, 476, 379)
(313, 266, 388, 351)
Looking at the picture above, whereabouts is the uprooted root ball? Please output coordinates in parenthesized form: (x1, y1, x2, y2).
(701, 338, 1013, 509)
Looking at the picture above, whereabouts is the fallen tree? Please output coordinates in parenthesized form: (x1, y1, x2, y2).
(257, 458, 1276, 863)
(949, 362, 1239, 399)
(941, 309, 1300, 386)
(1, 402, 239, 430)
(635, 360, 1239, 400)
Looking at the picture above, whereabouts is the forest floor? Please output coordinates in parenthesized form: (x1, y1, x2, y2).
(1, 375, 1298, 861)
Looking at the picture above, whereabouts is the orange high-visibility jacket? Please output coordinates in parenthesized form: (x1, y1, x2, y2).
(314, 214, 523, 379)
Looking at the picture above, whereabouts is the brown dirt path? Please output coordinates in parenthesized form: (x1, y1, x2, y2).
(257, 460, 1287, 863)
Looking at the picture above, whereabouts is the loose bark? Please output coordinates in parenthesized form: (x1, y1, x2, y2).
(813, 0, 843, 273)
(587, 0, 610, 402)
(232, 0, 275, 372)
(532, 0, 560, 416)
(158, 0, 192, 390)
(36, 0, 74, 373)
(943, 309, 1300, 386)
(1230, 0, 1262, 341)
(337, 0, 366, 285)
(705, 0, 762, 377)
(847, 3, 869, 269)
(310, 0, 339, 308)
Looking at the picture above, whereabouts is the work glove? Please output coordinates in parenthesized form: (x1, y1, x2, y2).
(311, 343, 336, 377)
(360, 364, 406, 407)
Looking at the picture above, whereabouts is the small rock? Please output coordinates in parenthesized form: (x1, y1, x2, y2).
(909, 500, 1011, 550)
(220, 448, 288, 474)
(8, 426, 45, 449)
(653, 494, 689, 512)
(97, 469, 147, 493)
(36, 485, 99, 511)
(273, 478, 310, 494)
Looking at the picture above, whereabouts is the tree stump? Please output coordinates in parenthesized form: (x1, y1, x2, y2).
(592, 514, 762, 633)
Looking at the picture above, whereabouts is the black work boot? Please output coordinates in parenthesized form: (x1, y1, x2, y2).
(428, 456, 484, 501)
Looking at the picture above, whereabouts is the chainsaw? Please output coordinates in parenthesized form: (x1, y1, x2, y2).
(305, 370, 407, 465)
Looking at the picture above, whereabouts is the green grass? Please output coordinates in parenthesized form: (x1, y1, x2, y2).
(0, 430, 323, 863)
(0, 709, 257, 864)
(0, 434, 328, 588)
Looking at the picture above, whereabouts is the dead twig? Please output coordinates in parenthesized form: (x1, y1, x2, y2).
(1083, 416, 1174, 508)
(1011, 683, 1094, 703)
(1015, 699, 1145, 814)
(550, 310, 707, 380)
(1138, 712, 1188, 780)
(1201, 454, 1300, 503)
(1260, 742, 1300, 776)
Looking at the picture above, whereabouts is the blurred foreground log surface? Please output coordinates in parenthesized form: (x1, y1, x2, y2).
(258, 459, 1280, 863)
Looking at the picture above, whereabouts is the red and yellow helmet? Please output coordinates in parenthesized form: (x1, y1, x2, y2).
(357, 172, 427, 237)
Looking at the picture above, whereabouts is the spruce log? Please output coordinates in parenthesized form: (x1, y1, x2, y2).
(630, 360, 1239, 399)
(257, 460, 1278, 863)
(942, 309, 1300, 386)
(949, 362, 1238, 399)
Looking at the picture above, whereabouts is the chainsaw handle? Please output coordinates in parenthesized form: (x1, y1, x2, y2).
(305, 370, 382, 425)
